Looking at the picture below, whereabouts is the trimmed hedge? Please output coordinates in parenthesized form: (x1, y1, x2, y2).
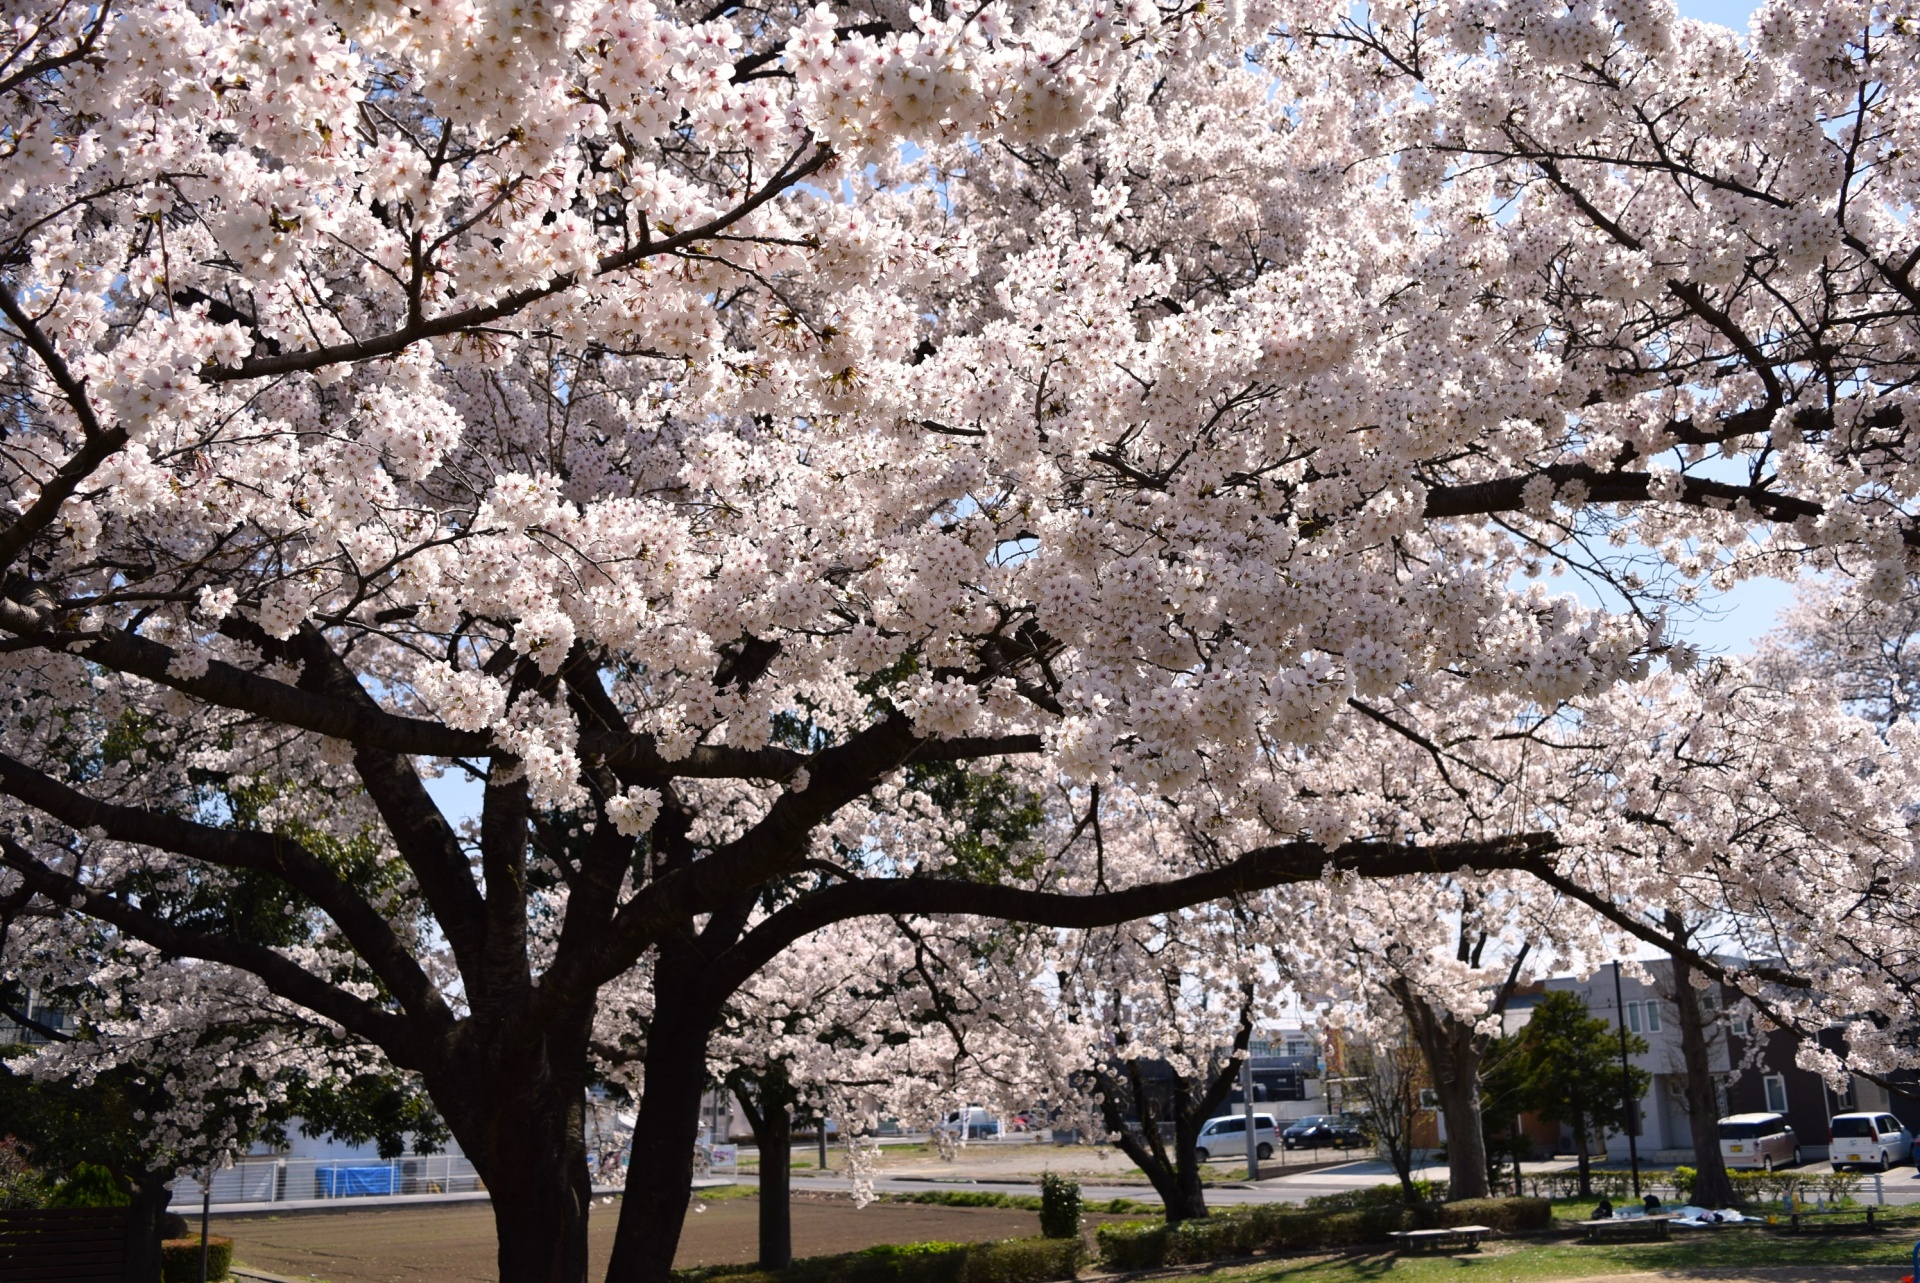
(161, 1234, 233, 1283)
(1531, 1165, 1864, 1209)
(1094, 1195, 1550, 1270)
(881, 1189, 1149, 1216)
(1435, 1197, 1551, 1232)
(673, 1236, 1085, 1283)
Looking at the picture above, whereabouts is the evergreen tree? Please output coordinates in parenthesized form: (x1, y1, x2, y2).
(1506, 991, 1649, 1197)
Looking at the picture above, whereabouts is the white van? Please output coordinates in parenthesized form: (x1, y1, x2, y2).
(1194, 1113, 1278, 1162)
(1829, 1113, 1914, 1171)
(936, 1107, 1000, 1139)
(1718, 1112, 1799, 1171)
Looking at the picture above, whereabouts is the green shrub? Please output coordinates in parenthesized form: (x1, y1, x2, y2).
(1671, 1166, 1697, 1201)
(1168, 1215, 1256, 1262)
(47, 1162, 128, 1208)
(1038, 1174, 1081, 1240)
(962, 1236, 1083, 1283)
(1813, 1170, 1864, 1205)
(1304, 1180, 1445, 1212)
(161, 1235, 233, 1283)
(1434, 1197, 1550, 1232)
(1094, 1221, 1170, 1271)
(673, 1236, 1082, 1283)
(890, 1191, 1041, 1211)
(1093, 1195, 1546, 1270)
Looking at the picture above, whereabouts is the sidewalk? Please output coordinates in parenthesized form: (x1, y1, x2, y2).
(205, 1179, 732, 1217)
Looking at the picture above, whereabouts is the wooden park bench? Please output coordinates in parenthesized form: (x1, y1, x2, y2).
(1386, 1225, 1493, 1253)
(1579, 1214, 1672, 1242)
(1781, 1206, 1879, 1235)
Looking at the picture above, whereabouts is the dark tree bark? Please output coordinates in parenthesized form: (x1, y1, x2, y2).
(1388, 934, 1530, 1202)
(1665, 912, 1736, 1207)
(428, 1001, 597, 1283)
(605, 931, 729, 1283)
(729, 1066, 797, 1270)
(120, 1170, 172, 1283)
(1091, 989, 1253, 1226)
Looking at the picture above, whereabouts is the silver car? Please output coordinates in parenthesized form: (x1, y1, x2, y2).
(1718, 1112, 1799, 1171)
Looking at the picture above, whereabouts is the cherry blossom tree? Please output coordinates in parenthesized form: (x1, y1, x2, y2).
(4, 1, 1920, 1281)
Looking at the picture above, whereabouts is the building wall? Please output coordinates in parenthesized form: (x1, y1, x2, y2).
(1542, 962, 1738, 1162)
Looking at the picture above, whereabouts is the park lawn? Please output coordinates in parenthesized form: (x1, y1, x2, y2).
(1211, 1226, 1920, 1283)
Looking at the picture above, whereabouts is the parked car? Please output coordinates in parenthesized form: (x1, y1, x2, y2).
(1829, 1113, 1915, 1172)
(1193, 1113, 1278, 1162)
(1717, 1112, 1800, 1171)
(937, 1107, 1000, 1139)
(1282, 1116, 1367, 1150)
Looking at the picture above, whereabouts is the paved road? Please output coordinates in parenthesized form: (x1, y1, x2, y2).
(756, 1158, 1920, 1208)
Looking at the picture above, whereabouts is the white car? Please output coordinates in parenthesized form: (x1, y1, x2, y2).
(1718, 1112, 1799, 1171)
(1829, 1113, 1915, 1172)
(1194, 1113, 1278, 1162)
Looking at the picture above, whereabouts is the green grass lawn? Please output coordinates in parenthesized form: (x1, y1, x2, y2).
(1208, 1231, 1919, 1282)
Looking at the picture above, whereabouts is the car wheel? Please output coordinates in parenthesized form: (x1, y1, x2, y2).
(1764, 1155, 1775, 1173)
(1257, 1143, 1273, 1161)
(1881, 1151, 1891, 1172)
(1195, 1147, 1209, 1163)
(1792, 1147, 1803, 1167)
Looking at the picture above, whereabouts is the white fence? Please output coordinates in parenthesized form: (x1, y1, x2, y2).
(173, 1154, 485, 1207)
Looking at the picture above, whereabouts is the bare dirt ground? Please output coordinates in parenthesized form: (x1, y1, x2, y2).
(222, 1191, 1069, 1282)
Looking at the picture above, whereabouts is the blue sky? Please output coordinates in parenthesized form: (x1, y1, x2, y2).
(1553, 0, 1795, 660)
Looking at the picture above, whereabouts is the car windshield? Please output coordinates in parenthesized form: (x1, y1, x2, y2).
(1832, 1118, 1876, 1138)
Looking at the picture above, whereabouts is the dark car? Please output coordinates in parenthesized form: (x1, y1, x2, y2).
(1281, 1116, 1366, 1150)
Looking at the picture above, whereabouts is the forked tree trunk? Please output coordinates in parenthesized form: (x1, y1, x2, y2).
(1098, 1069, 1210, 1225)
(731, 1067, 796, 1270)
(1392, 978, 1491, 1200)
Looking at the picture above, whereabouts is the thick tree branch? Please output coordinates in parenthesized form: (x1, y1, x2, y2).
(0, 839, 418, 1061)
(707, 833, 1562, 994)
(0, 750, 452, 1031)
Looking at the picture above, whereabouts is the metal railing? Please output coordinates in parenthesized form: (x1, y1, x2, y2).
(173, 1154, 486, 1207)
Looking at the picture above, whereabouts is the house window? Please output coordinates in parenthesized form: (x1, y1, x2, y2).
(1627, 1003, 1642, 1033)
(1644, 1002, 1661, 1032)
(1731, 1014, 1752, 1038)
(1764, 1074, 1789, 1115)
(1834, 1080, 1858, 1113)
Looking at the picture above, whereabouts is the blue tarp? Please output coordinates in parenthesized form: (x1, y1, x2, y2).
(315, 1165, 394, 1197)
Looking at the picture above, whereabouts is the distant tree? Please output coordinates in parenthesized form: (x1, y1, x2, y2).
(1341, 1015, 1427, 1203)
(1507, 991, 1649, 1197)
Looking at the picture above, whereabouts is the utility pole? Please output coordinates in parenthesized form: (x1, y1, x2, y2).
(1612, 961, 1642, 1197)
(1242, 1056, 1259, 1180)
(198, 1163, 212, 1283)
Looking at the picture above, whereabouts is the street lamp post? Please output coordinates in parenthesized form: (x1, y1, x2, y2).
(1242, 1057, 1259, 1181)
(1611, 961, 1642, 1198)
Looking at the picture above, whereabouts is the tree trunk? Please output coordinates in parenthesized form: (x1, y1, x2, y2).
(1667, 923, 1735, 1207)
(120, 1170, 171, 1283)
(732, 1070, 795, 1270)
(1392, 979, 1491, 1200)
(604, 990, 717, 1283)
(430, 1006, 595, 1283)
(1572, 1108, 1593, 1197)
